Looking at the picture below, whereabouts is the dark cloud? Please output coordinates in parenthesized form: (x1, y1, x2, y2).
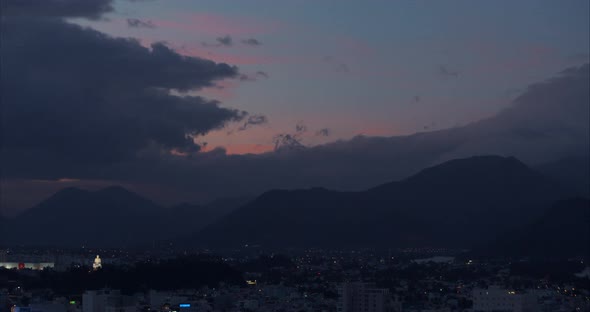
(315, 128, 331, 137)
(322, 56, 350, 73)
(241, 38, 262, 46)
(202, 35, 233, 47)
(437, 63, 589, 162)
(438, 65, 460, 78)
(1, 0, 114, 19)
(335, 63, 350, 73)
(238, 115, 269, 131)
(422, 122, 436, 131)
(268, 122, 311, 151)
(295, 121, 308, 133)
(1, 15, 245, 174)
(127, 18, 156, 28)
(217, 35, 233, 46)
(239, 74, 256, 81)
(503, 88, 522, 99)
(238, 71, 270, 81)
(256, 71, 269, 78)
(273, 134, 305, 151)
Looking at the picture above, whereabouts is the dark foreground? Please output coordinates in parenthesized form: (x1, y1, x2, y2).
(1, 247, 588, 311)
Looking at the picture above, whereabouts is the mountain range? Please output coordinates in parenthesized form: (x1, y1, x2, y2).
(536, 155, 590, 197)
(1, 155, 587, 255)
(474, 198, 589, 257)
(0, 187, 246, 247)
(189, 155, 580, 249)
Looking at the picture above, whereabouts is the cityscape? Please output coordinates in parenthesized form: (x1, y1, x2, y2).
(0, 246, 588, 311)
(1, 0, 589, 311)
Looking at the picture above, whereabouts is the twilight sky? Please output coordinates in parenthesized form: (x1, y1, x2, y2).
(74, 0, 590, 154)
(1, 0, 589, 214)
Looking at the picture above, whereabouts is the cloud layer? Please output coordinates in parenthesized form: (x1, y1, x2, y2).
(1, 0, 114, 19)
(1, 4, 247, 178)
(127, 18, 156, 28)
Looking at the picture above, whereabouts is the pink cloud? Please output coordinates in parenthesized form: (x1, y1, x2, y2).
(201, 143, 274, 155)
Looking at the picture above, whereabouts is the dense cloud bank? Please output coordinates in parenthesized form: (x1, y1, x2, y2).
(1, 0, 114, 19)
(1, 1, 246, 178)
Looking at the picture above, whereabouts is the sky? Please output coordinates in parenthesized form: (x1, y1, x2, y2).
(0, 0, 589, 214)
(74, 0, 590, 154)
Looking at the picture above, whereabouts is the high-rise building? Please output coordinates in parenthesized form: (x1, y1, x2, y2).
(338, 282, 393, 312)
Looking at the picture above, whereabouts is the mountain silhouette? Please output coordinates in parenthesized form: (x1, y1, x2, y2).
(190, 156, 572, 248)
(1, 156, 577, 249)
(536, 155, 590, 197)
(0, 187, 244, 247)
(475, 198, 590, 257)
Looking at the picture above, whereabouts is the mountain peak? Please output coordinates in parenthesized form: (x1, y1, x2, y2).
(194, 155, 568, 248)
(408, 155, 534, 181)
(96, 185, 134, 195)
(94, 186, 156, 204)
(369, 155, 536, 194)
(53, 186, 88, 195)
(44, 187, 90, 203)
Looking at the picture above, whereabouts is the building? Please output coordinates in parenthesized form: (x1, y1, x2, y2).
(147, 290, 198, 311)
(105, 295, 136, 312)
(0, 262, 54, 270)
(472, 286, 538, 312)
(92, 255, 102, 271)
(338, 282, 392, 312)
(83, 289, 135, 312)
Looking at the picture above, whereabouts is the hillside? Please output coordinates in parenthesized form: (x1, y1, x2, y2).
(0, 187, 244, 247)
(190, 156, 571, 248)
(536, 155, 590, 197)
(475, 198, 589, 257)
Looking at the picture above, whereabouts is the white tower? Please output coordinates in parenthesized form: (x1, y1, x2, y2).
(92, 255, 102, 271)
